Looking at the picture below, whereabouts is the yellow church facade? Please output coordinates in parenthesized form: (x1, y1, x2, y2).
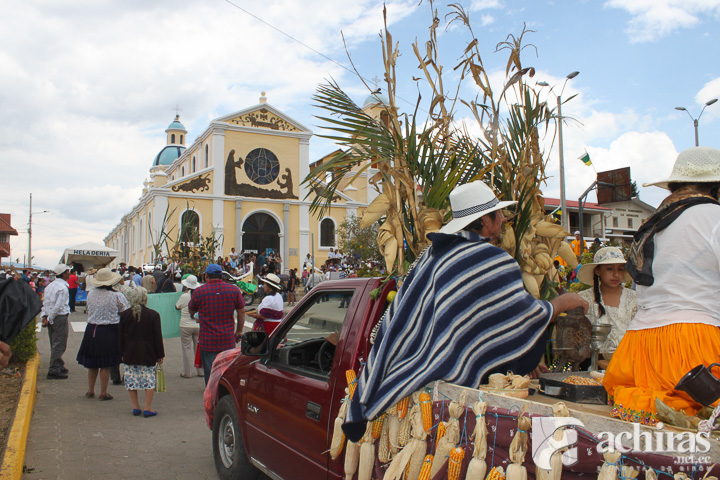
(105, 93, 379, 273)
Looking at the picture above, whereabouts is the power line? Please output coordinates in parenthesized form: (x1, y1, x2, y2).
(221, 0, 420, 110)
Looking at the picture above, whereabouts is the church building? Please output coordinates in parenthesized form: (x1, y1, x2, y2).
(105, 93, 383, 273)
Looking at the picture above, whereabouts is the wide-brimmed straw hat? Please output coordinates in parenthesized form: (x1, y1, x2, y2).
(88, 268, 122, 287)
(439, 181, 516, 234)
(577, 247, 632, 285)
(261, 273, 282, 290)
(644, 146, 720, 190)
(181, 274, 201, 289)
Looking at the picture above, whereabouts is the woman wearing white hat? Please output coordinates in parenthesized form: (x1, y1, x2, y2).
(175, 275, 203, 378)
(605, 146, 720, 425)
(577, 247, 636, 357)
(247, 273, 284, 335)
(76, 268, 129, 400)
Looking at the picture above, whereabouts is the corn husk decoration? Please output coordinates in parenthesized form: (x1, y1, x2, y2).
(383, 391, 429, 480)
(465, 401, 488, 480)
(344, 440, 361, 480)
(431, 398, 464, 477)
(358, 422, 375, 480)
(597, 451, 621, 480)
(506, 414, 531, 480)
(537, 403, 570, 480)
(448, 446, 466, 480)
(330, 389, 350, 460)
(645, 469, 658, 480)
(622, 466, 639, 480)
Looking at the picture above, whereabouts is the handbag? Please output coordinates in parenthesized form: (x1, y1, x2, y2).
(155, 362, 166, 392)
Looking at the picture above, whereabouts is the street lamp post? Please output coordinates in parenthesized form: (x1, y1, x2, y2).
(27, 193, 49, 269)
(538, 71, 579, 233)
(675, 98, 718, 146)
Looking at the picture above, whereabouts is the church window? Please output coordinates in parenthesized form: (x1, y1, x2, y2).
(192, 157, 196, 173)
(205, 145, 209, 168)
(181, 166, 185, 177)
(320, 218, 336, 247)
(180, 134, 184, 144)
(180, 210, 200, 244)
(613, 216, 618, 227)
(244, 148, 280, 185)
(628, 218, 633, 229)
(171, 134, 176, 143)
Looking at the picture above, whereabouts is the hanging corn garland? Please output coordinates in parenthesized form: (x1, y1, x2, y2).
(383, 391, 429, 480)
(465, 401, 488, 480)
(431, 398, 464, 477)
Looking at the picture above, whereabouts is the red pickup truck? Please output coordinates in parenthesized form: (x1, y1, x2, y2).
(205, 277, 396, 480)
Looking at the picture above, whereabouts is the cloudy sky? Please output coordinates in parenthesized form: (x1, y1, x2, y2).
(2, 0, 719, 269)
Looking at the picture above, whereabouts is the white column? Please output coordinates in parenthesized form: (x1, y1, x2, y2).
(298, 136, 311, 200)
(298, 136, 311, 261)
(153, 195, 169, 256)
(212, 127, 226, 255)
(235, 200, 243, 252)
(283, 203, 290, 274)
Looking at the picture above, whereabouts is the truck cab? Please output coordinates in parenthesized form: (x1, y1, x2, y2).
(206, 277, 395, 480)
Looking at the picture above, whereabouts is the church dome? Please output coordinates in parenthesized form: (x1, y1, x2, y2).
(166, 115, 187, 133)
(362, 92, 390, 107)
(153, 145, 186, 167)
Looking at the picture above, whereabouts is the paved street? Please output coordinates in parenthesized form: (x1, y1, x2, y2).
(23, 310, 218, 479)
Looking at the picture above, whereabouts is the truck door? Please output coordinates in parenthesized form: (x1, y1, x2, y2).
(244, 288, 357, 479)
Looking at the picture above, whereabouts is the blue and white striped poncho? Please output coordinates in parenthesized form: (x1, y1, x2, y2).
(343, 230, 553, 441)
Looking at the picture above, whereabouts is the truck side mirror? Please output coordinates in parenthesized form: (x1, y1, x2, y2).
(241, 331, 268, 356)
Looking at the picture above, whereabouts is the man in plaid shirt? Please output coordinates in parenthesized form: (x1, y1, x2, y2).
(188, 264, 245, 384)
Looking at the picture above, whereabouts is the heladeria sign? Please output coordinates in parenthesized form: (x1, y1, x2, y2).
(72, 250, 111, 256)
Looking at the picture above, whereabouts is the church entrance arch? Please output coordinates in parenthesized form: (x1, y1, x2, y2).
(242, 212, 280, 257)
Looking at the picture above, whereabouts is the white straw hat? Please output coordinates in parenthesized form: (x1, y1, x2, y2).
(439, 181, 516, 234)
(181, 274, 201, 289)
(644, 146, 720, 190)
(262, 273, 282, 290)
(577, 247, 631, 285)
(87, 267, 122, 287)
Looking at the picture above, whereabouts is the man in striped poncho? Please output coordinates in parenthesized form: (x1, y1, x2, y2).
(343, 181, 588, 441)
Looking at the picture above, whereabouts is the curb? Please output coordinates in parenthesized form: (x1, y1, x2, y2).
(0, 352, 39, 480)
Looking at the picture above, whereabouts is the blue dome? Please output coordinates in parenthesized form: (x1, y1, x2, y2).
(153, 145, 186, 167)
(363, 92, 390, 107)
(166, 115, 186, 132)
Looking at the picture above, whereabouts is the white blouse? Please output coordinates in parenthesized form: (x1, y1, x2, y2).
(579, 287, 637, 354)
(87, 288, 130, 325)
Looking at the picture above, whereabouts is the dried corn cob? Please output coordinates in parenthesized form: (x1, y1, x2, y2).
(378, 415, 392, 463)
(397, 416, 411, 447)
(358, 423, 375, 480)
(447, 447, 465, 480)
(329, 395, 350, 460)
(346, 370, 357, 399)
(397, 396, 410, 419)
(419, 392, 432, 433)
(486, 466, 506, 480)
(434, 421, 446, 453)
(344, 441, 360, 480)
(417, 454, 434, 480)
(372, 414, 385, 439)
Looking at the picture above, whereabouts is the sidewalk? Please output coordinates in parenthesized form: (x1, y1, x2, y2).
(22, 311, 216, 479)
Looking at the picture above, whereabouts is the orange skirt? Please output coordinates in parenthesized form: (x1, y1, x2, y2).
(603, 322, 720, 426)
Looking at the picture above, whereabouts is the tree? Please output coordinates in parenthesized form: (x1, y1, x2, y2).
(337, 214, 381, 264)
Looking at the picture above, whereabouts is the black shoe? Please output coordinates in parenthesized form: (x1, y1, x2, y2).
(112, 379, 123, 385)
(60, 367, 69, 374)
(47, 372, 68, 379)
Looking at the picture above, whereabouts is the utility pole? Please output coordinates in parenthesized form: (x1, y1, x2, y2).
(28, 193, 32, 269)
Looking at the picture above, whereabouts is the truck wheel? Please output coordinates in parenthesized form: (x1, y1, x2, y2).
(212, 395, 260, 480)
(243, 293, 254, 306)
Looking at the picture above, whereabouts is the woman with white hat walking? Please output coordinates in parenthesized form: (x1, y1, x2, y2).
(247, 273, 285, 335)
(76, 268, 129, 400)
(175, 274, 203, 378)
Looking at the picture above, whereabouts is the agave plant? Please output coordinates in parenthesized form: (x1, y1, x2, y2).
(305, 3, 575, 293)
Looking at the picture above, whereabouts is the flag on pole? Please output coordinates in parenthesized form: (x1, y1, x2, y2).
(550, 206, 562, 219)
(578, 151, 592, 166)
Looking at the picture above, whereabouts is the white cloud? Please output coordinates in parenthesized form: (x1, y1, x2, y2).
(470, 0, 503, 10)
(605, 0, 720, 42)
(695, 77, 720, 121)
(481, 14, 496, 26)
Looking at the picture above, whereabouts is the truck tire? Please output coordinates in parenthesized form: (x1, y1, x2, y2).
(212, 395, 260, 480)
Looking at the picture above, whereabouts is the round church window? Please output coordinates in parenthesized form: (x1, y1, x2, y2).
(244, 148, 280, 185)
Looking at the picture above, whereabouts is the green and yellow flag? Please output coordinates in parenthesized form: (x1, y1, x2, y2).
(578, 151, 592, 166)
